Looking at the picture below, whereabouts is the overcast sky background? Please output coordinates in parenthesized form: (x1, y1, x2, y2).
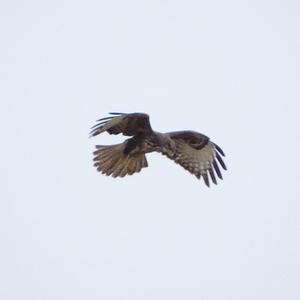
(1, 0, 300, 299)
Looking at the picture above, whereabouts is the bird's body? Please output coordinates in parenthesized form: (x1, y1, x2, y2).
(90, 112, 227, 187)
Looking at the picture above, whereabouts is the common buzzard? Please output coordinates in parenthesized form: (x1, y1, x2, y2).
(90, 112, 227, 187)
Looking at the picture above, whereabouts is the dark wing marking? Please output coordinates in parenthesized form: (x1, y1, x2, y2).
(89, 112, 153, 137)
(168, 131, 210, 149)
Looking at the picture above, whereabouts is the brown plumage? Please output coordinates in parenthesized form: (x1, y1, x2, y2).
(90, 112, 227, 187)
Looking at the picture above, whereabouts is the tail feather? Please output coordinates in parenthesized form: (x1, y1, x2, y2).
(108, 156, 125, 175)
(128, 155, 141, 175)
(142, 155, 148, 168)
(128, 157, 139, 175)
(119, 159, 130, 177)
(102, 156, 121, 174)
(127, 158, 135, 175)
(136, 158, 143, 172)
(112, 156, 128, 177)
(93, 143, 148, 177)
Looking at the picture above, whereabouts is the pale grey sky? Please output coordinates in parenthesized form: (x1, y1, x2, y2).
(1, 0, 300, 299)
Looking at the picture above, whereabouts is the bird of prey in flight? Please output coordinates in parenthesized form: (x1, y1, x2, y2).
(90, 112, 227, 187)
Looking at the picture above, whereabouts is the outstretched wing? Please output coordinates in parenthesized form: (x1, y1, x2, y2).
(89, 112, 153, 137)
(163, 131, 227, 187)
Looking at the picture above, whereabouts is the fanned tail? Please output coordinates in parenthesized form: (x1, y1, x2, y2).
(93, 143, 148, 177)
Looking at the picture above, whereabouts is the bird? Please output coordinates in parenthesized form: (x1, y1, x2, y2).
(89, 112, 227, 187)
